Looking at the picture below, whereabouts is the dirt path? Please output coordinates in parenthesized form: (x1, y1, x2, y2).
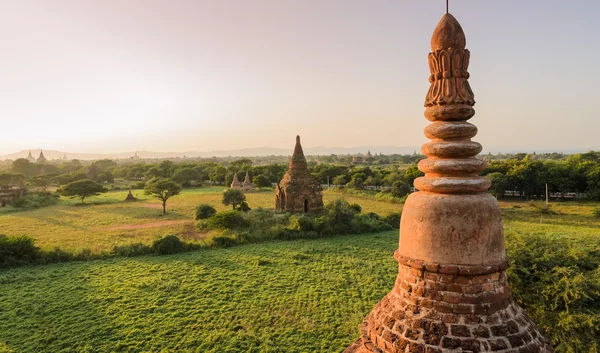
(106, 220, 193, 231)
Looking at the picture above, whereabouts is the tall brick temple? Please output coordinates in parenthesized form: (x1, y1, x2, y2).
(344, 13, 553, 353)
(275, 135, 323, 213)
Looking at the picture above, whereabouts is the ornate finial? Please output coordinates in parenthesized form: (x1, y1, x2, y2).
(417, 13, 487, 195)
(343, 12, 553, 353)
(431, 13, 466, 51)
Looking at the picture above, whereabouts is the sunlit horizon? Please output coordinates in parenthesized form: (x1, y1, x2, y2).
(1, 0, 599, 155)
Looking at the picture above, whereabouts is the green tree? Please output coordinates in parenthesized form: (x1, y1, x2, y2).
(332, 175, 347, 186)
(144, 178, 182, 214)
(486, 172, 508, 199)
(195, 204, 217, 220)
(404, 165, 424, 185)
(391, 180, 411, 198)
(210, 165, 227, 185)
(172, 168, 201, 187)
(345, 177, 364, 190)
(59, 179, 106, 203)
(222, 189, 246, 210)
(97, 171, 115, 184)
(254, 174, 272, 188)
(159, 160, 175, 178)
(12, 159, 36, 178)
(144, 167, 164, 180)
(94, 159, 117, 170)
(32, 175, 53, 191)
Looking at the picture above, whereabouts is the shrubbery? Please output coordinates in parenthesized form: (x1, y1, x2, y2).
(0, 234, 199, 268)
(0, 235, 41, 267)
(11, 191, 59, 209)
(506, 232, 600, 351)
(201, 210, 249, 230)
(197, 199, 394, 244)
(195, 204, 217, 220)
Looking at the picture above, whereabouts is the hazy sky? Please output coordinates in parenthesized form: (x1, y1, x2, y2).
(0, 0, 598, 154)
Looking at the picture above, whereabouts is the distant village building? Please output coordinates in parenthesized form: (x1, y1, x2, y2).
(230, 171, 242, 189)
(351, 154, 365, 164)
(242, 172, 253, 192)
(352, 151, 372, 164)
(37, 150, 47, 164)
(0, 176, 26, 207)
(275, 136, 323, 213)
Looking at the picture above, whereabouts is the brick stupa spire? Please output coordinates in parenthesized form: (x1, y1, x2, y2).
(344, 13, 553, 353)
(275, 136, 323, 213)
(243, 171, 253, 192)
(230, 171, 242, 189)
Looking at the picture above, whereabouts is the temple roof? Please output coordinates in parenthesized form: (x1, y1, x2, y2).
(231, 171, 241, 186)
(37, 150, 47, 162)
(289, 135, 308, 170)
(431, 13, 466, 51)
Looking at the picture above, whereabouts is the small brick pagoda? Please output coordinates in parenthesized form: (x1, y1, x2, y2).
(230, 171, 242, 189)
(275, 135, 323, 213)
(344, 13, 553, 353)
(243, 172, 253, 192)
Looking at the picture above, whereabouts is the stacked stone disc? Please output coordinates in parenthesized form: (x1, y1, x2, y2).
(344, 14, 553, 353)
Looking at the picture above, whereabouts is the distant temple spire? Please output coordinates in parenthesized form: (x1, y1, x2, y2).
(230, 171, 242, 189)
(27, 150, 36, 163)
(243, 171, 253, 192)
(37, 150, 47, 163)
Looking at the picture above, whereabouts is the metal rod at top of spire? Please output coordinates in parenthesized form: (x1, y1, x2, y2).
(446, 0, 449, 14)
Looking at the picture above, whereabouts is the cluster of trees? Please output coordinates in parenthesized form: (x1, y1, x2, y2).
(483, 151, 600, 200)
(5, 150, 600, 204)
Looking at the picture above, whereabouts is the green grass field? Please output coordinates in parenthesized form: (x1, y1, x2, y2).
(0, 231, 398, 353)
(1, 189, 599, 352)
(0, 188, 403, 252)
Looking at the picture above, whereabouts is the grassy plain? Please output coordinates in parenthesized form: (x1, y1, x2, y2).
(0, 231, 398, 353)
(0, 187, 403, 252)
(1, 189, 599, 352)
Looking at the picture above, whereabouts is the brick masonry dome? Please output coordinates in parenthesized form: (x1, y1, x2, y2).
(344, 13, 553, 353)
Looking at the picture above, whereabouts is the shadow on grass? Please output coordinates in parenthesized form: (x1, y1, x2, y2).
(0, 263, 119, 352)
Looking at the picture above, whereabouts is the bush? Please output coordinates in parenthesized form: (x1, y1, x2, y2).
(12, 191, 59, 209)
(383, 212, 402, 228)
(349, 203, 362, 213)
(0, 235, 41, 268)
(391, 180, 411, 198)
(111, 243, 151, 257)
(151, 235, 187, 255)
(350, 214, 394, 234)
(204, 211, 249, 230)
(211, 236, 238, 248)
(195, 204, 217, 220)
(506, 232, 600, 351)
(593, 208, 600, 218)
(289, 215, 316, 232)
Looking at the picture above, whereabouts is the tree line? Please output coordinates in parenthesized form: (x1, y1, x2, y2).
(3, 150, 600, 201)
